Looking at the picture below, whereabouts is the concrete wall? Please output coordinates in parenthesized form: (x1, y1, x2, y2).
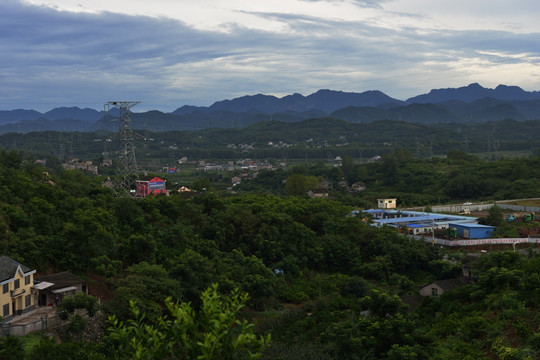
(420, 283, 443, 297)
(432, 203, 540, 214)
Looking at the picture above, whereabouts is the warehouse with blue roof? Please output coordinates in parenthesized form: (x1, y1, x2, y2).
(353, 209, 480, 235)
(448, 223, 494, 239)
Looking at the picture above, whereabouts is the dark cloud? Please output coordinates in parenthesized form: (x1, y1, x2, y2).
(0, 0, 539, 111)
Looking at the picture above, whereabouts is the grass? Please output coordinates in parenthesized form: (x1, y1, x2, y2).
(23, 332, 43, 353)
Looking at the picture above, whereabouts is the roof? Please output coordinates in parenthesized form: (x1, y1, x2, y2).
(0, 255, 35, 282)
(52, 286, 78, 294)
(35, 272, 84, 290)
(356, 209, 479, 227)
(461, 254, 480, 268)
(308, 188, 329, 194)
(406, 224, 432, 228)
(387, 215, 446, 223)
(148, 177, 165, 182)
(361, 209, 387, 214)
(449, 223, 495, 229)
(432, 277, 469, 291)
(32, 281, 54, 290)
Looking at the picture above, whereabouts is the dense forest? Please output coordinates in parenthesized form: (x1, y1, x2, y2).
(0, 146, 540, 359)
(1, 118, 540, 165)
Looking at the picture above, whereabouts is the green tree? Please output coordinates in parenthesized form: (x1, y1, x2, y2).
(192, 178, 214, 192)
(0, 335, 25, 360)
(380, 154, 398, 185)
(108, 284, 270, 360)
(486, 205, 504, 227)
(285, 174, 319, 196)
(106, 262, 183, 321)
(341, 156, 356, 184)
(57, 292, 100, 320)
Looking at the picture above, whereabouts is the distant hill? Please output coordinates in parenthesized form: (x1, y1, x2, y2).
(1, 84, 540, 134)
(43, 107, 104, 122)
(407, 83, 540, 103)
(329, 99, 539, 124)
(180, 89, 405, 114)
(0, 118, 92, 134)
(0, 109, 42, 123)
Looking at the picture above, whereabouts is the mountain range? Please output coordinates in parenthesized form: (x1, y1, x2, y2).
(1, 83, 540, 134)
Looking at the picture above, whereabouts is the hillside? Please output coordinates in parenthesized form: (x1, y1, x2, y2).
(1, 84, 540, 134)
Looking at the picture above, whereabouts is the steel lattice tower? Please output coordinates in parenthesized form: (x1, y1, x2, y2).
(105, 101, 141, 197)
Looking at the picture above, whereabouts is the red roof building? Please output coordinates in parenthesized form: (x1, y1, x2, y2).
(136, 177, 166, 197)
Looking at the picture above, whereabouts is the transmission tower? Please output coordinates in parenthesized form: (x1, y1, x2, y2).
(105, 101, 141, 197)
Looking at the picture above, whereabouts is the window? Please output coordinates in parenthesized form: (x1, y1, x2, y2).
(14, 279, 20, 289)
(431, 288, 438, 297)
(25, 275, 31, 285)
(25, 294, 31, 307)
(2, 283, 8, 294)
(3, 303, 9, 317)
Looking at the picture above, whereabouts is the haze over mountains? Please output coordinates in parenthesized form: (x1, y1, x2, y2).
(1, 83, 540, 134)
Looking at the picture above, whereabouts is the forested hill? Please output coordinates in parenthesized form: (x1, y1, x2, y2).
(1, 149, 540, 359)
(1, 118, 540, 161)
(4, 99, 540, 134)
(2, 84, 540, 133)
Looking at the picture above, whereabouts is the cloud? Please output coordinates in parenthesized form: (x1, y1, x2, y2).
(1, 0, 539, 112)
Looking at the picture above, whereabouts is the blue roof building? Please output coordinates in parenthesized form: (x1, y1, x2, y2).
(448, 223, 495, 239)
(356, 209, 478, 229)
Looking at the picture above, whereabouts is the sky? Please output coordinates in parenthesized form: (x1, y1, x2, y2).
(1, 0, 540, 112)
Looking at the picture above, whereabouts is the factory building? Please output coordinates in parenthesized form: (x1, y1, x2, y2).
(448, 223, 495, 239)
(355, 209, 479, 235)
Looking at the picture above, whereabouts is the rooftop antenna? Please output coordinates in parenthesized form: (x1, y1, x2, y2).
(105, 101, 141, 197)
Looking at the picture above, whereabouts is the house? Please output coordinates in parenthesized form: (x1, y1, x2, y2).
(32, 272, 87, 307)
(338, 179, 348, 189)
(378, 198, 397, 209)
(0, 256, 36, 322)
(231, 176, 242, 186)
(460, 254, 480, 278)
(307, 189, 329, 199)
(351, 182, 366, 192)
(419, 277, 469, 297)
(136, 176, 167, 197)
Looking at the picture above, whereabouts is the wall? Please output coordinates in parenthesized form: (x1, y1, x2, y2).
(0, 271, 34, 320)
(432, 203, 540, 214)
(420, 283, 443, 297)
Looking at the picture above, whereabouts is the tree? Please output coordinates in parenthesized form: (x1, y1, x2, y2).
(380, 154, 398, 185)
(486, 205, 504, 227)
(192, 178, 214, 192)
(341, 156, 356, 184)
(110, 262, 183, 320)
(0, 335, 25, 360)
(107, 284, 270, 360)
(285, 174, 319, 196)
(57, 292, 100, 320)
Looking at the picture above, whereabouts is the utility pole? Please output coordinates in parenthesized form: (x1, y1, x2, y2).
(105, 101, 141, 197)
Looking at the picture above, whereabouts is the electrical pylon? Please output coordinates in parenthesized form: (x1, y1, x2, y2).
(105, 101, 141, 197)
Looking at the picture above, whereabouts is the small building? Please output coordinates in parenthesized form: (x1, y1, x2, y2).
(351, 182, 366, 192)
(378, 198, 397, 209)
(307, 189, 329, 199)
(0, 256, 36, 322)
(231, 176, 242, 186)
(338, 179, 348, 189)
(420, 277, 469, 297)
(32, 272, 87, 307)
(136, 176, 167, 197)
(402, 223, 434, 235)
(448, 223, 494, 239)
